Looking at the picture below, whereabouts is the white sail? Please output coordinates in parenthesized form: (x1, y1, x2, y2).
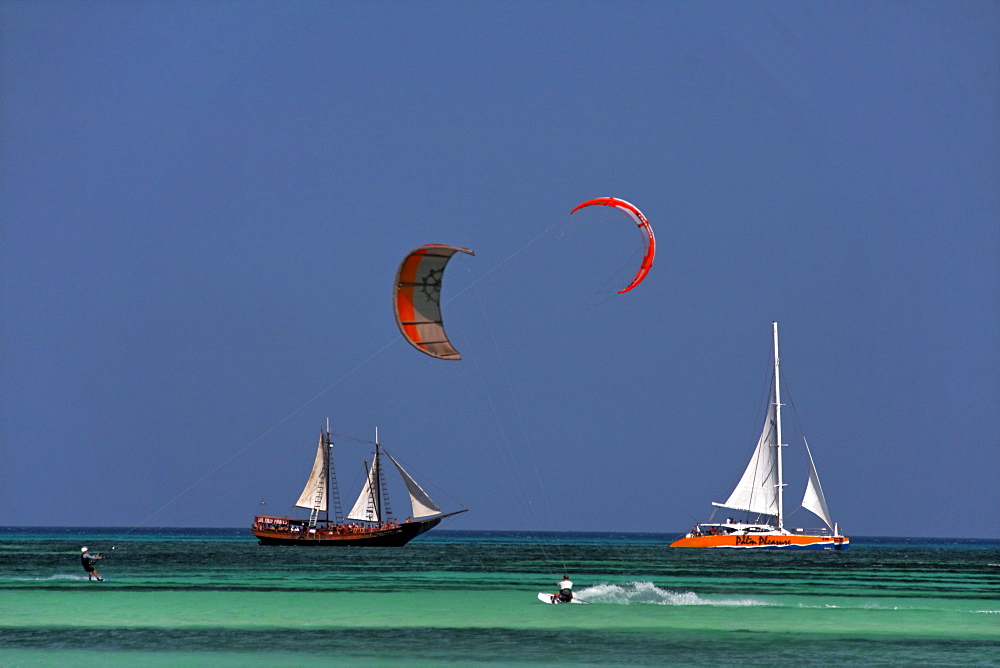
(293, 434, 327, 511)
(714, 400, 780, 517)
(801, 437, 834, 530)
(346, 452, 380, 522)
(384, 450, 442, 518)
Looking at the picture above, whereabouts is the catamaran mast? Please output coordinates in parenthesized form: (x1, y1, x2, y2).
(773, 321, 786, 531)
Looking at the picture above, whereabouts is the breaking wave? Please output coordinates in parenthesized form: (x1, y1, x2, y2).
(574, 581, 770, 606)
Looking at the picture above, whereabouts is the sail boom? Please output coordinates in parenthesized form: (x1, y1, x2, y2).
(710, 501, 775, 515)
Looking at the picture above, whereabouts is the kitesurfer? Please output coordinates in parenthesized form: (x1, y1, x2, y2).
(80, 546, 104, 581)
(555, 574, 573, 603)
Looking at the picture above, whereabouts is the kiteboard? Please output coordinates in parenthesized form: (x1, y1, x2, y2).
(537, 592, 581, 604)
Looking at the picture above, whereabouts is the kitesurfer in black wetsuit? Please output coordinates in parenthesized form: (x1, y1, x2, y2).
(555, 575, 573, 603)
(80, 546, 104, 581)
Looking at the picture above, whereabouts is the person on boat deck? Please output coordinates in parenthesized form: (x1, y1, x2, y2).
(80, 547, 104, 581)
(556, 575, 573, 603)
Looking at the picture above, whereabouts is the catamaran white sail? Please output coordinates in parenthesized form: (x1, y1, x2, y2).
(670, 322, 849, 550)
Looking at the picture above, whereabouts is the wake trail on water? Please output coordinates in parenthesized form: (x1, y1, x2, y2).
(785, 601, 1000, 617)
(574, 581, 771, 607)
(14, 574, 92, 582)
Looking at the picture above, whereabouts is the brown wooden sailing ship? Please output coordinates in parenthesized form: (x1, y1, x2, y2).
(252, 424, 466, 546)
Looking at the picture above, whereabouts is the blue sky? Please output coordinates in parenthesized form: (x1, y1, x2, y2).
(2, 1, 997, 538)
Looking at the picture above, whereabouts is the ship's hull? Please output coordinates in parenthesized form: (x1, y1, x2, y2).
(669, 533, 849, 550)
(252, 511, 464, 546)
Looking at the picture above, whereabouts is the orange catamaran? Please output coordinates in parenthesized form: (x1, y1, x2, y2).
(252, 424, 466, 546)
(670, 322, 849, 550)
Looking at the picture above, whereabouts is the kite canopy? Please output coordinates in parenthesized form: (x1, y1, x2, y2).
(570, 197, 655, 294)
(393, 244, 475, 360)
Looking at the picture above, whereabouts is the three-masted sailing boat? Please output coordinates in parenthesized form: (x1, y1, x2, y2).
(670, 322, 849, 550)
(252, 424, 467, 546)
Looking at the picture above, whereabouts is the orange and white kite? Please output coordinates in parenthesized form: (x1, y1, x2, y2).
(393, 244, 474, 360)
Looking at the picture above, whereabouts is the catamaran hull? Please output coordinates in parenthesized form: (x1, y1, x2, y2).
(669, 534, 849, 550)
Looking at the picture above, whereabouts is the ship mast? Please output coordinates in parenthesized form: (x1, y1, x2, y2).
(324, 418, 344, 525)
(773, 321, 786, 531)
(325, 420, 331, 524)
(372, 428, 382, 523)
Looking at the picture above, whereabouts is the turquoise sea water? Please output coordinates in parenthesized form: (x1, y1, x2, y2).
(1, 528, 998, 666)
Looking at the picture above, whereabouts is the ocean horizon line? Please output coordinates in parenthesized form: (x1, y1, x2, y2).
(2, 526, 998, 543)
